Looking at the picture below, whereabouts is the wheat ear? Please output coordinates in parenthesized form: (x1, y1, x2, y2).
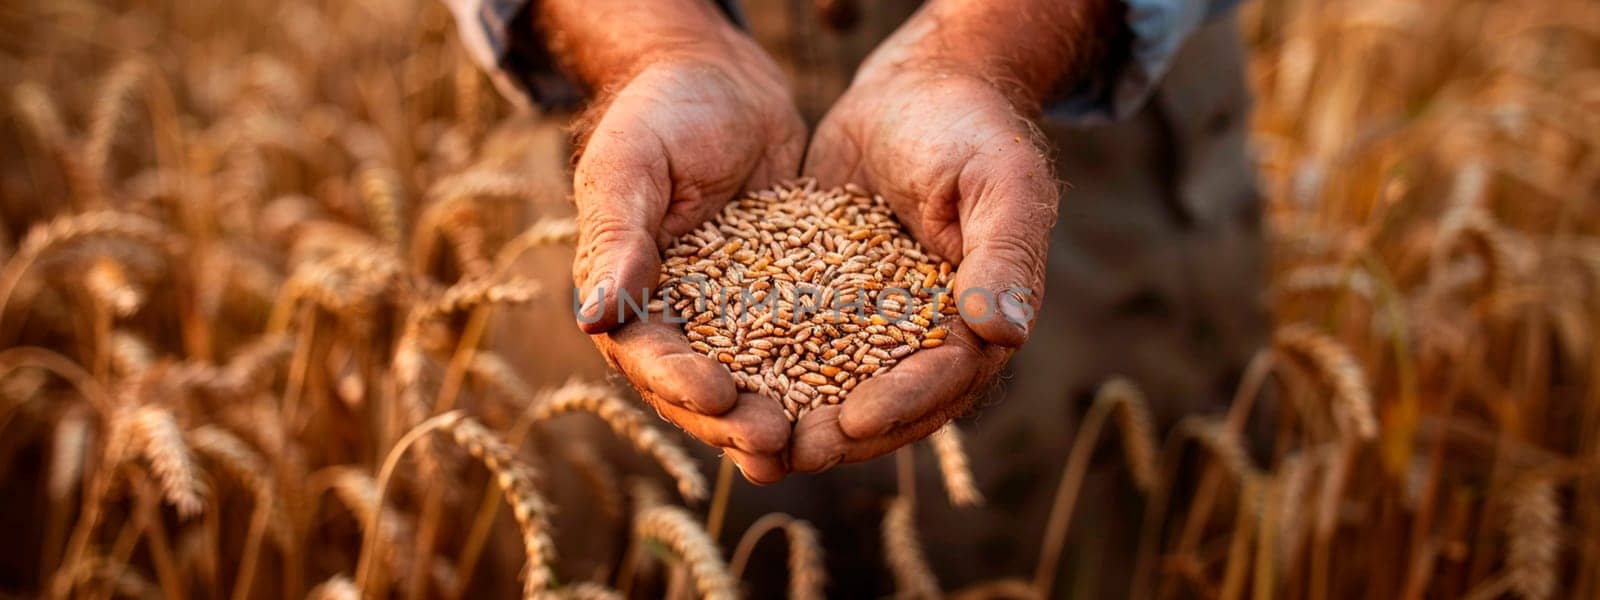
(327, 466, 416, 586)
(356, 162, 406, 246)
(634, 504, 740, 600)
(513, 377, 708, 502)
(929, 423, 984, 507)
(85, 257, 143, 316)
(84, 59, 150, 193)
(432, 413, 560, 597)
(884, 496, 940, 599)
(127, 404, 207, 518)
(0, 210, 172, 324)
(11, 82, 69, 151)
(1184, 417, 1260, 481)
(729, 513, 827, 600)
(494, 217, 580, 274)
(307, 574, 362, 600)
(563, 581, 626, 599)
(1273, 323, 1378, 440)
(187, 425, 289, 600)
(1033, 377, 1160, 597)
(1505, 472, 1561, 600)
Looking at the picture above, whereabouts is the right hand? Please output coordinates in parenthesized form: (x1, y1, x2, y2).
(568, 24, 805, 483)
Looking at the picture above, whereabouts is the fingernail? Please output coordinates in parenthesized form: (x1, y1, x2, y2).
(1000, 290, 1032, 334)
(580, 277, 611, 320)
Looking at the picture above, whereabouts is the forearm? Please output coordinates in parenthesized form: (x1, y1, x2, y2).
(534, 0, 749, 90)
(863, 0, 1125, 111)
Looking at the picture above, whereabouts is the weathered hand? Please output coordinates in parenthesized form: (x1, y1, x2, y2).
(555, 1, 805, 481)
(790, 62, 1061, 472)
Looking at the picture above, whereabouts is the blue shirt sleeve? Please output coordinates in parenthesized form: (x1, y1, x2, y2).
(1048, 0, 1243, 123)
(442, 0, 743, 111)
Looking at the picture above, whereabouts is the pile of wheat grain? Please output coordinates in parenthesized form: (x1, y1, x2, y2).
(658, 180, 958, 421)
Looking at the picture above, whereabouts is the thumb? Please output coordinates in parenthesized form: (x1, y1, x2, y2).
(950, 149, 1059, 347)
(571, 127, 672, 334)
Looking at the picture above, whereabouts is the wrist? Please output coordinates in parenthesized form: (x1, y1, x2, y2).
(536, 0, 766, 92)
(856, 0, 1123, 112)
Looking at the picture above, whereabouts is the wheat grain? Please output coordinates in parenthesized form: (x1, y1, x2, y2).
(659, 180, 959, 420)
(634, 504, 739, 600)
(521, 379, 708, 502)
(883, 496, 940, 599)
(1273, 323, 1378, 440)
(930, 423, 984, 508)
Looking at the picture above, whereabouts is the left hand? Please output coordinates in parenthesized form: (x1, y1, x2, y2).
(789, 60, 1061, 473)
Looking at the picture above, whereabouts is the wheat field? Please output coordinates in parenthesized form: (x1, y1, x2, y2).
(0, 0, 1596, 598)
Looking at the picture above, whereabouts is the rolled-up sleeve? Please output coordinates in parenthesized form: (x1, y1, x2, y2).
(1049, 0, 1243, 123)
(441, 0, 743, 112)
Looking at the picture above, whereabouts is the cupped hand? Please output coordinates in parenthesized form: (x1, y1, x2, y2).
(571, 37, 805, 482)
(790, 64, 1061, 472)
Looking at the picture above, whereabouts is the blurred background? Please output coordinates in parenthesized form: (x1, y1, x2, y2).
(0, 0, 1596, 598)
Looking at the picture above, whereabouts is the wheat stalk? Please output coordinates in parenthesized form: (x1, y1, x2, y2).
(929, 423, 984, 507)
(883, 496, 940, 599)
(634, 504, 739, 600)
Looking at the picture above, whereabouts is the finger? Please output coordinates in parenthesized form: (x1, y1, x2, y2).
(951, 142, 1059, 347)
(801, 113, 865, 188)
(593, 318, 736, 415)
(650, 392, 790, 456)
(572, 119, 673, 335)
(724, 447, 788, 485)
(790, 405, 947, 472)
(745, 115, 808, 192)
(836, 321, 995, 439)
